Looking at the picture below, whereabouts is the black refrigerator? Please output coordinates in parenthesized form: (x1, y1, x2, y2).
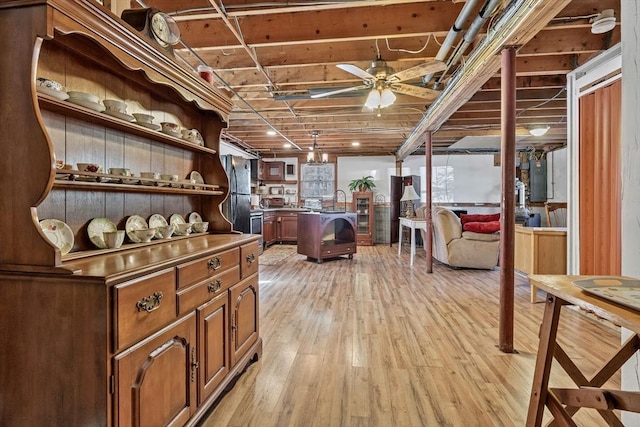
(221, 155, 252, 233)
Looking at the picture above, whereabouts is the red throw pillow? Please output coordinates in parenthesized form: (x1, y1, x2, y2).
(460, 213, 500, 225)
(463, 220, 501, 234)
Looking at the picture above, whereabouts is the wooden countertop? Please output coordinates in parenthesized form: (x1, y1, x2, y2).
(528, 274, 640, 333)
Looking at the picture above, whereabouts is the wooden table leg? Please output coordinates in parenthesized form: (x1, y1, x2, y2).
(410, 224, 415, 266)
(397, 222, 403, 256)
(531, 284, 538, 304)
(526, 294, 567, 426)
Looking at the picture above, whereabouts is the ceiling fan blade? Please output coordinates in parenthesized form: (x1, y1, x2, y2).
(387, 60, 446, 83)
(389, 83, 440, 100)
(310, 84, 369, 99)
(337, 63, 376, 81)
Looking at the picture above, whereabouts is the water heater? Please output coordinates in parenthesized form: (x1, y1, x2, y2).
(529, 159, 547, 202)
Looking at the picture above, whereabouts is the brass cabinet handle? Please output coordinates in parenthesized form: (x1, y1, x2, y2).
(207, 279, 222, 293)
(246, 253, 256, 264)
(136, 291, 163, 313)
(207, 257, 222, 270)
(190, 347, 198, 382)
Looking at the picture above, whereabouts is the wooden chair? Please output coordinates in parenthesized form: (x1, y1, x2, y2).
(544, 202, 567, 227)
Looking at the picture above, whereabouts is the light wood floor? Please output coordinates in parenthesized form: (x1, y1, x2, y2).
(200, 244, 621, 426)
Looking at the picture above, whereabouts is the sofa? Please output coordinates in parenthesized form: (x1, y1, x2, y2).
(416, 206, 500, 269)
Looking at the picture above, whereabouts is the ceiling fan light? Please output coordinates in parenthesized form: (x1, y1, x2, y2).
(364, 89, 381, 109)
(380, 89, 396, 108)
(528, 125, 550, 136)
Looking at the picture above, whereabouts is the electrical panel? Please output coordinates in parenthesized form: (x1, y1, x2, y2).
(529, 159, 547, 202)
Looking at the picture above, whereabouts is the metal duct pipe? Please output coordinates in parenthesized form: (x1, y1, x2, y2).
(434, 0, 502, 89)
(422, 0, 481, 85)
(396, 0, 567, 160)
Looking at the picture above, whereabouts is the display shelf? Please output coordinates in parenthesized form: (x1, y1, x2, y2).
(38, 94, 218, 156)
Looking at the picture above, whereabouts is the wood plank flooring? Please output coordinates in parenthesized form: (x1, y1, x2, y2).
(199, 245, 622, 426)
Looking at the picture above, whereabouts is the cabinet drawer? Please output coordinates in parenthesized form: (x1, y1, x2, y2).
(114, 269, 177, 351)
(321, 244, 354, 257)
(176, 247, 239, 289)
(176, 266, 240, 315)
(240, 241, 259, 278)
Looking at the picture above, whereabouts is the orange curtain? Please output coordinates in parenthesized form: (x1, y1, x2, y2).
(578, 79, 622, 275)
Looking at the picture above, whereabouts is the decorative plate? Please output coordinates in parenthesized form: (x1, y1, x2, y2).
(36, 86, 70, 101)
(149, 214, 169, 239)
(188, 212, 202, 223)
(87, 217, 117, 249)
(573, 276, 640, 312)
(169, 213, 186, 225)
(103, 110, 135, 122)
(134, 121, 161, 131)
(67, 98, 106, 112)
(125, 215, 149, 243)
(39, 219, 74, 255)
(190, 171, 204, 188)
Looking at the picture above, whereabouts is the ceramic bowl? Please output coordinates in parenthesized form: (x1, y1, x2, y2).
(103, 99, 127, 113)
(36, 77, 64, 92)
(173, 223, 192, 236)
(67, 91, 100, 104)
(191, 221, 209, 233)
(140, 172, 159, 185)
(132, 228, 156, 243)
(77, 163, 102, 173)
(161, 122, 181, 134)
(109, 167, 131, 176)
(133, 113, 154, 124)
(181, 129, 204, 145)
(103, 230, 125, 249)
(156, 225, 175, 239)
(160, 174, 178, 182)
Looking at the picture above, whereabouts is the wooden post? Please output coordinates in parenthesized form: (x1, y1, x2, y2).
(499, 46, 517, 353)
(425, 131, 433, 273)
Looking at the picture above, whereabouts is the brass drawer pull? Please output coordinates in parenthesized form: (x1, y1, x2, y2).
(207, 257, 222, 270)
(207, 279, 222, 293)
(246, 253, 256, 264)
(136, 291, 163, 313)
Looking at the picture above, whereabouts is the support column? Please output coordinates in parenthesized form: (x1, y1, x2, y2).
(499, 46, 517, 353)
(425, 131, 433, 273)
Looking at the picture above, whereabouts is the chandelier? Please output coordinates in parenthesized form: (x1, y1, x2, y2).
(307, 131, 328, 164)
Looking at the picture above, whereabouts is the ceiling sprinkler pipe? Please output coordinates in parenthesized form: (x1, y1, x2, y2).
(422, 0, 481, 85)
(433, 0, 502, 89)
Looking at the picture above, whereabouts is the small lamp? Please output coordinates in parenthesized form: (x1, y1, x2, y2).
(400, 184, 420, 217)
(528, 125, 550, 136)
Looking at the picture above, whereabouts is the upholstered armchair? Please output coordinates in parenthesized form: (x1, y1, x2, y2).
(415, 206, 500, 269)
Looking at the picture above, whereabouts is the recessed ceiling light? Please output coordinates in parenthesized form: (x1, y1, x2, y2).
(283, 143, 291, 148)
(352, 141, 360, 146)
(591, 9, 616, 34)
(267, 130, 276, 136)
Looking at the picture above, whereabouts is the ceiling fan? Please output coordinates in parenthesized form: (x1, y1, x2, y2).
(310, 57, 447, 110)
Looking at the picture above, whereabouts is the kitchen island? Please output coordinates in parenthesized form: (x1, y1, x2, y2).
(297, 212, 357, 263)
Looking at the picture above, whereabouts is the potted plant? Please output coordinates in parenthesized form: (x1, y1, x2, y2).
(348, 176, 376, 192)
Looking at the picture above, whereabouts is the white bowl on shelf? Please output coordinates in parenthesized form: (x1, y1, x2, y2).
(103, 230, 125, 248)
(67, 91, 100, 104)
(131, 228, 156, 243)
(133, 113, 154, 124)
(103, 99, 128, 113)
(174, 223, 192, 236)
(191, 221, 209, 233)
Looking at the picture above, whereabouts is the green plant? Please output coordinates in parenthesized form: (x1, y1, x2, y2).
(348, 176, 376, 192)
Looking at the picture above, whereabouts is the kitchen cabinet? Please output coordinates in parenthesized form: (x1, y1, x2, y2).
(262, 161, 285, 181)
(352, 192, 374, 246)
(0, 2, 261, 426)
(297, 212, 357, 263)
(277, 212, 299, 242)
(263, 212, 277, 246)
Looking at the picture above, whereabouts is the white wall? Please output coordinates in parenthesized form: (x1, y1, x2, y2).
(621, 1, 640, 424)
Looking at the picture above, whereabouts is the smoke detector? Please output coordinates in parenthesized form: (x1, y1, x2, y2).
(591, 9, 616, 34)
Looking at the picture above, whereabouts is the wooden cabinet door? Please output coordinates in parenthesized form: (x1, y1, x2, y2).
(197, 293, 229, 405)
(278, 214, 298, 241)
(264, 161, 284, 180)
(229, 275, 259, 367)
(114, 313, 197, 427)
(263, 214, 276, 245)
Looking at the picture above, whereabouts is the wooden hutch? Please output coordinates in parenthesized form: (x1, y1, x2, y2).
(352, 191, 374, 246)
(0, 1, 261, 426)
